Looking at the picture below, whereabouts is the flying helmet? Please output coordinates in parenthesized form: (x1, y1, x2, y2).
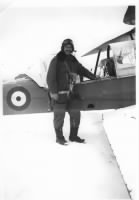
(61, 39, 75, 52)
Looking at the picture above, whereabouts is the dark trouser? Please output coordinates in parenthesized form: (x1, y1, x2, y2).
(52, 99, 81, 139)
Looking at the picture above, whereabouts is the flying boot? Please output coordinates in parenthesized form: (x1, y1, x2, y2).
(55, 128, 68, 145)
(69, 127, 85, 143)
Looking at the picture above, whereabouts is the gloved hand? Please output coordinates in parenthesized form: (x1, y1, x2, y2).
(50, 93, 59, 101)
(86, 72, 96, 80)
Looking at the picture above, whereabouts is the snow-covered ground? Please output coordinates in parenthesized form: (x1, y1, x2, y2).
(0, 110, 135, 200)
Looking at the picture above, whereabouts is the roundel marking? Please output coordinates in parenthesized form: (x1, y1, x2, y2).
(11, 91, 27, 107)
(7, 87, 31, 111)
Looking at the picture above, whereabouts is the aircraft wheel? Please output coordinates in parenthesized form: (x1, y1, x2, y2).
(7, 87, 31, 111)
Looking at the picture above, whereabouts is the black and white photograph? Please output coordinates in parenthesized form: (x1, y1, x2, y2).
(0, 1, 138, 200)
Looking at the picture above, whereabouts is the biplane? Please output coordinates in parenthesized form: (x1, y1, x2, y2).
(3, 27, 136, 115)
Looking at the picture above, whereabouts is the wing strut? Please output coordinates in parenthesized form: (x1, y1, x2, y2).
(107, 45, 110, 58)
(94, 49, 101, 75)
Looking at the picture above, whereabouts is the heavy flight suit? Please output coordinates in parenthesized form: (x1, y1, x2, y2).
(47, 52, 96, 141)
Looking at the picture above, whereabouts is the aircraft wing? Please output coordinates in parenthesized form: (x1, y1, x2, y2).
(82, 28, 135, 56)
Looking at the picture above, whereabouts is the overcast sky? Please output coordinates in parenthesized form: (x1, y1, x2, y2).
(0, 0, 136, 78)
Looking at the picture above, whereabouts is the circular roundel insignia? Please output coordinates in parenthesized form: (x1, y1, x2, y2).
(7, 87, 31, 111)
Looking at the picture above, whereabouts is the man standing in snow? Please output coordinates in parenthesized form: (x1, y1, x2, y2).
(47, 39, 96, 145)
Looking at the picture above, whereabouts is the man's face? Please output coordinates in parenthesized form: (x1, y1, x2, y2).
(63, 44, 73, 55)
